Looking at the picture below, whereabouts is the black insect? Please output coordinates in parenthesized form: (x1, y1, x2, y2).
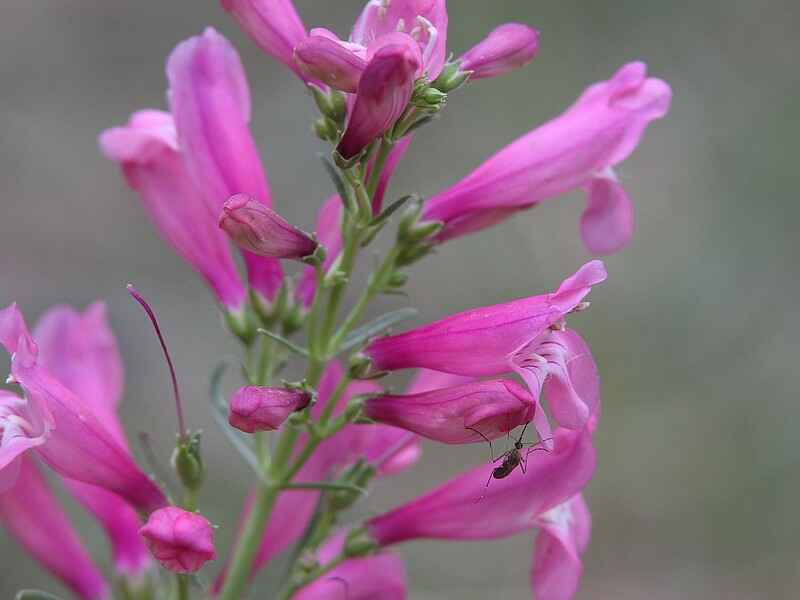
(466, 422, 551, 487)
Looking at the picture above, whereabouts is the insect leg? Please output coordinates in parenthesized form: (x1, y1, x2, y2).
(465, 425, 495, 461)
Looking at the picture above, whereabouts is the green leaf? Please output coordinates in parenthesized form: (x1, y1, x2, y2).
(16, 591, 65, 600)
(256, 329, 309, 357)
(340, 307, 418, 352)
(319, 154, 354, 212)
(209, 362, 263, 478)
(370, 195, 417, 227)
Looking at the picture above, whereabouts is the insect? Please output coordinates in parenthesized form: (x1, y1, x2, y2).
(465, 422, 551, 487)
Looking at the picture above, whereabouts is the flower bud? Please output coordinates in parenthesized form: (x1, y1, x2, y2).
(219, 194, 318, 260)
(139, 507, 216, 573)
(431, 61, 472, 92)
(172, 432, 204, 492)
(295, 36, 367, 93)
(459, 23, 540, 80)
(337, 41, 421, 159)
(309, 84, 347, 124)
(228, 386, 312, 433)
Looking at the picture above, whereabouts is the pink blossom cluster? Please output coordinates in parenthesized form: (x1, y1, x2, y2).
(1, 1, 671, 599)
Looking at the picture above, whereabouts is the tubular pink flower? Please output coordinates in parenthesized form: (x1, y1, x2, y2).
(140, 507, 217, 573)
(421, 62, 672, 254)
(167, 27, 284, 302)
(459, 23, 540, 80)
(34, 303, 151, 575)
(294, 34, 367, 92)
(99, 110, 247, 311)
(221, 0, 311, 81)
(364, 261, 605, 443)
(220, 194, 318, 260)
(364, 379, 535, 444)
(406, 368, 475, 394)
(0, 303, 166, 513)
(293, 531, 407, 600)
(531, 494, 592, 600)
(351, 0, 449, 80)
(337, 41, 421, 159)
(228, 385, 312, 432)
(0, 457, 109, 600)
(367, 426, 596, 546)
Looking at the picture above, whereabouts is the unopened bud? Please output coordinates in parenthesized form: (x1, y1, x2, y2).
(348, 353, 373, 379)
(386, 271, 408, 288)
(308, 84, 349, 124)
(431, 61, 472, 92)
(172, 432, 204, 492)
(224, 306, 257, 346)
(399, 220, 443, 245)
(413, 86, 447, 109)
(313, 117, 339, 142)
(344, 528, 378, 558)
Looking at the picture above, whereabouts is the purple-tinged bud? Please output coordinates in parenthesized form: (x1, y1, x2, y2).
(295, 35, 367, 93)
(140, 507, 216, 573)
(220, 194, 318, 260)
(460, 23, 540, 80)
(228, 386, 312, 433)
(337, 40, 421, 159)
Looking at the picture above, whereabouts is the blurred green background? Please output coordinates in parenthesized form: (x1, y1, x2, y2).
(2, 1, 798, 598)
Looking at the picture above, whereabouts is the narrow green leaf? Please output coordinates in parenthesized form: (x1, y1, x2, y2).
(340, 307, 418, 351)
(16, 591, 65, 600)
(370, 195, 417, 227)
(256, 329, 309, 357)
(319, 154, 354, 212)
(209, 362, 263, 478)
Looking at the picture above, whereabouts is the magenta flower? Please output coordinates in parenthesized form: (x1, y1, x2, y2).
(364, 379, 535, 444)
(0, 456, 109, 600)
(167, 27, 284, 303)
(421, 62, 672, 254)
(367, 425, 596, 545)
(292, 531, 407, 600)
(364, 261, 605, 443)
(459, 23, 540, 81)
(294, 32, 368, 92)
(219, 194, 318, 260)
(337, 41, 421, 159)
(350, 0, 448, 80)
(228, 385, 312, 432)
(99, 110, 247, 312)
(0, 303, 166, 513)
(531, 494, 592, 600)
(34, 302, 151, 575)
(140, 507, 217, 573)
(221, 0, 311, 81)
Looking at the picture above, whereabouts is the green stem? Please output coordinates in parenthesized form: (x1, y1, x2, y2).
(173, 574, 189, 600)
(366, 138, 394, 200)
(319, 222, 362, 349)
(329, 245, 402, 353)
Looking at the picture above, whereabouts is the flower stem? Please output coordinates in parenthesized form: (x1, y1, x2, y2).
(365, 138, 394, 200)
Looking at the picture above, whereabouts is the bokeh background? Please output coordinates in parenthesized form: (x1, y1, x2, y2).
(2, 1, 799, 598)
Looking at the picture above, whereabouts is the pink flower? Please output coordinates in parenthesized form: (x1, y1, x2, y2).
(364, 379, 535, 444)
(140, 507, 217, 573)
(219, 194, 318, 260)
(294, 33, 368, 92)
(351, 0, 449, 80)
(531, 494, 592, 600)
(292, 531, 407, 600)
(33, 302, 151, 575)
(459, 23, 540, 80)
(228, 385, 312, 432)
(337, 41, 421, 159)
(167, 27, 284, 302)
(0, 456, 109, 600)
(421, 62, 672, 254)
(367, 426, 596, 545)
(221, 0, 311, 81)
(0, 303, 166, 513)
(99, 110, 247, 312)
(364, 262, 605, 443)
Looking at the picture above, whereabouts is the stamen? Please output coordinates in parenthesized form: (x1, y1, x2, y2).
(415, 15, 438, 67)
(128, 284, 187, 440)
(571, 301, 591, 313)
